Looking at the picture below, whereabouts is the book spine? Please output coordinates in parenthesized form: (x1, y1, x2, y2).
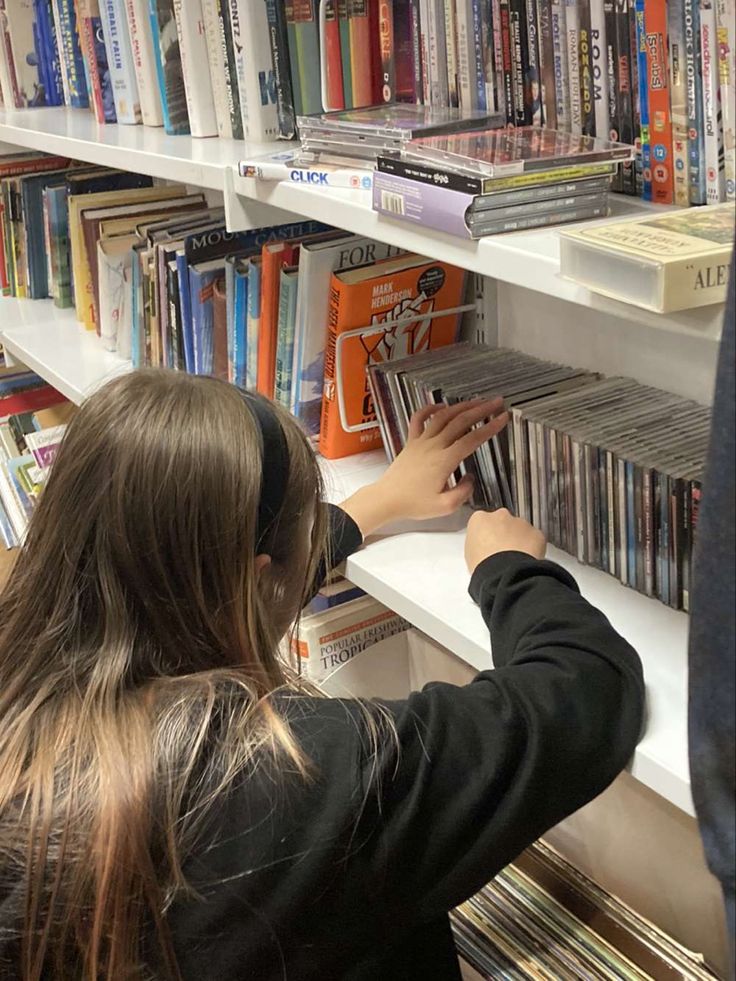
(565, 0, 582, 132)
(629, 0, 642, 194)
(99, 0, 141, 122)
(486, 0, 502, 111)
(538, 0, 557, 126)
(337, 0, 354, 106)
(228, 0, 250, 139)
(510, 0, 529, 123)
(589, 0, 609, 136)
(200, 0, 231, 137)
(525, 0, 542, 125)
(324, 0, 346, 108)
(238, 0, 280, 140)
(217, 0, 243, 138)
(634, 0, 651, 198)
(173, 0, 217, 137)
(499, 0, 516, 122)
(77, 1, 111, 123)
(51, 0, 72, 103)
(36, 0, 64, 105)
(684, 0, 707, 203)
(577, 0, 595, 133)
(645, 0, 675, 203)
(443, 0, 459, 106)
(604, 0, 619, 144)
(124, 0, 164, 125)
(149, 0, 190, 135)
(275, 270, 298, 409)
(700, 0, 726, 201)
(57, 0, 90, 107)
(246, 258, 261, 391)
(668, 0, 691, 203)
(552, 0, 570, 128)
(393, 0, 418, 101)
(265, 0, 296, 136)
(426, 0, 449, 104)
(716, 0, 735, 199)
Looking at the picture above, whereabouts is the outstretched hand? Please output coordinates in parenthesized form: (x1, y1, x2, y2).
(340, 398, 509, 538)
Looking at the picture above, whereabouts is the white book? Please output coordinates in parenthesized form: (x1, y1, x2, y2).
(200, 0, 232, 139)
(99, 0, 142, 123)
(716, 0, 735, 200)
(292, 596, 410, 684)
(565, 0, 582, 134)
(3, 0, 42, 108)
(173, 0, 217, 138)
(0, 29, 15, 108)
(589, 0, 609, 138)
(551, 0, 570, 131)
(700, 0, 726, 203)
(290, 235, 405, 435)
(124, 0, 164, 126)
(50, 0, 72, 105)
(98, 235, 136, 355)
(232, 0, 279, 141)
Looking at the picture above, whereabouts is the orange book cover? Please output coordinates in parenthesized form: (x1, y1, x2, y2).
(644, 0, 674, 204)
(324, 0, 345, 108)
(257, 241, 300, 397)
(319, 255, 467, 460)
(347, 0, 373, 106)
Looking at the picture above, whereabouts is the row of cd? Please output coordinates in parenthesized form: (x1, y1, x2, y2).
(452, 841, 717, 980)
(369, 345, 710, 612)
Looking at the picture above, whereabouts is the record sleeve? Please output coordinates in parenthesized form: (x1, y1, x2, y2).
(401, 127, 634, 177)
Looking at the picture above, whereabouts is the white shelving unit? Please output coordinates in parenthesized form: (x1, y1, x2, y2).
(1, 106, 719, 820)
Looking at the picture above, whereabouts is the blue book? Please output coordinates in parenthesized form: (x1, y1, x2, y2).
(56, 0, 90, 107)
(232, 262, 249, 389)
(274, 267, 299, 410)
(33, 0, 64, 105)
(79, 4, 117, 122)
(176, 251, 195, 374)
(225, 254, 239, 380)
(21, 171, 68, 300)
(246, 256, 261, 392)
(189, 259, 225, 375)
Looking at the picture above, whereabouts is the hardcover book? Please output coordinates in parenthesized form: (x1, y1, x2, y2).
(559, 203, 736, 312)
(319, 253, 467, 459)
(149, 0, 190, 134)
(172, 0, 217, 137)
(200, 0, 232, 137)
(124, 0, 163, 125)
(99, 0, 141, 123)
(2, 0, 47, 106)
(77, 0, 117, 122)
(55, 0, 90, 107)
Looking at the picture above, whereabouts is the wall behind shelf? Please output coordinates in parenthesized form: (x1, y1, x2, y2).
(497, 283, 721, 405)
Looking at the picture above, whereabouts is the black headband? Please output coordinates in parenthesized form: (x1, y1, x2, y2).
(240, 392, 290, 552)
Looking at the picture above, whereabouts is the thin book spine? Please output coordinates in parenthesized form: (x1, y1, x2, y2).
(509, 0, 530, 123)
(217, 0, 243, 138)
(443, 0, 459, 107)
(538, 0, 558, 127)
(50, 0, 71, 103)
(634, 0, 651, 199)
(99, 0, 141, 123)
(499, 0, 516, 122)
(78, 0, 118, 124)
(552, 0, 570, 129)
(526, 0, 543, 124)
(56, 0, 90, 108)
(200, 0, 232, 138)
(589, 0, 609, 137)
(265, 0, 296, 136)
(565, 0, 582, 133)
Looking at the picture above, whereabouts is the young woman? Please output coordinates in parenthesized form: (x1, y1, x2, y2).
(0, 370, 644, 981)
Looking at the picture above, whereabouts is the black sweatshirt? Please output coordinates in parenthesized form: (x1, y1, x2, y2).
(164, 507, 645, 981)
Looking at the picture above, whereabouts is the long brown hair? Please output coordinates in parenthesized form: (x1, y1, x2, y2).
(0, 370, 328, 980)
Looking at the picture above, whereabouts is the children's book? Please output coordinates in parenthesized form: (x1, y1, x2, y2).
(33, 0, 64, 105)
(77, 0, 117, 122)
(189, 258, 224, 375)
(3, 0, 47, 106)
(149, 0, 189, 134)
(319, 254, 468, 459)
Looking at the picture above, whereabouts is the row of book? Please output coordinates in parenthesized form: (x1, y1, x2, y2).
(454, 839, 718, 979)
(0, 366, 72, 548)
(369, 343, 710, 611)
(0, 0, 283, 140)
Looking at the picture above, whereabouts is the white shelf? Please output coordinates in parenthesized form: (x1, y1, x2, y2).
(0, 299, 129, 403)
(232, 173, 725, 341)
(0, 107, 281, 192)
(322, 452, 693, 817)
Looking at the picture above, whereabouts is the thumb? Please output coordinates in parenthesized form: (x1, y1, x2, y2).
(438, 473, 475, 515)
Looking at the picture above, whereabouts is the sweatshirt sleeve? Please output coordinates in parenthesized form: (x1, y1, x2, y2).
(306, 504, 363, 605)
(358, 550, 645, 923)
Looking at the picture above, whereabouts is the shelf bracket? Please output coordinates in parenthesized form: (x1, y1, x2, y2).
(223, 167, 301, 233)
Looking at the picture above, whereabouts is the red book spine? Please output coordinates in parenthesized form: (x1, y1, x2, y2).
(0, 387, 67, 418)
(324, 0, 346, 108)
(347, 0, 373, 105)
(644, 0, 674, 203)
(377, 0, 395, 101)
(77, 13, 105, 124)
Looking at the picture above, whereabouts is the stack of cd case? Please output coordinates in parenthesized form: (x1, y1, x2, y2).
(296, 104, 503, 163)
(373, 129, 635, 239)
(369, 344, 709, 611)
